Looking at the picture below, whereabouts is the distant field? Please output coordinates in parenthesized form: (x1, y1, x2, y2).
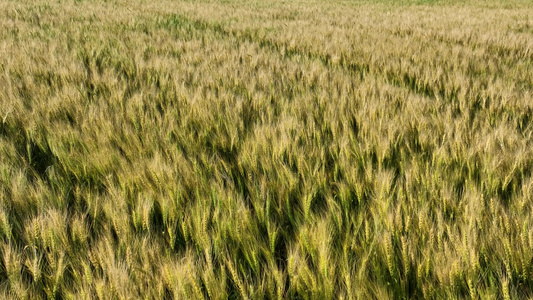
(0, 0, 532, 298)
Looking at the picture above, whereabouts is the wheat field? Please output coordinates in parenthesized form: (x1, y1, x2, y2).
(0, 0, 532, 298)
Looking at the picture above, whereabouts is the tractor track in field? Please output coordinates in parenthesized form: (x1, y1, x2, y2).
(158, 13, 458, 102)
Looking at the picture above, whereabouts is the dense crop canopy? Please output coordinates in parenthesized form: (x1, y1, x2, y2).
(0, 0, 532, 298)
